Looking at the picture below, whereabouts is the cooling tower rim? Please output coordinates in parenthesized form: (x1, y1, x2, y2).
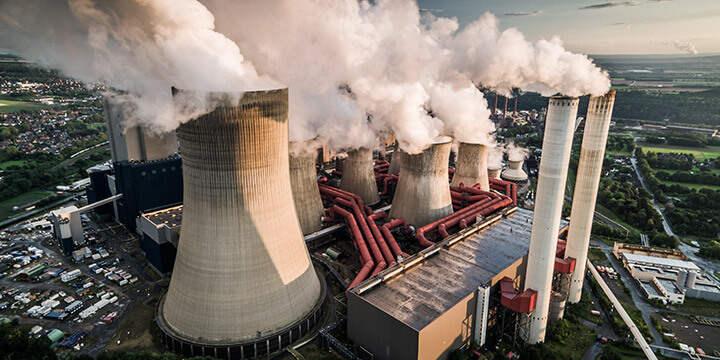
(549, 95, 579, 100)
(156, 269, 327, 349)
(433, 136, 453, 144)
(457, 140, 490, 146)
(488, 164, 503, 170)
(171, 86, 288, 96)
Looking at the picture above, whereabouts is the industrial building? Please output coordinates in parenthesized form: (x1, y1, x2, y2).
(138, 205, 181, 275)
(615, 243, 720, 303)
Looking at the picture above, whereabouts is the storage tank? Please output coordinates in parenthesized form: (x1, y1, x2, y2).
(525, 96, 579, 344)
(487, 165, 502, 180)
(565, 91, 616, 304)
(450, 142, 490, 191)
(390, 137, 453, 227)
(289, 142, 324, 235)
(157, 89, 323, 358)
(340, 147, 380, 205)
(548, 292, 566, 322)
(686, 271, 697, 289)
(501, 159, 528, 182)
(677, 270, 688, 288)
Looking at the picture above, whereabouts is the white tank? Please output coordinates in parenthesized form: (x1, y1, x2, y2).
(501, 159, 528, 182)
(289, 142, 324, 235)
(565, 91, 616, 304)
(340, 147, 380, 205)
(525, 96, 579, 344)
(686, 271, 697, 289)
(159, 89, 321, 345)
(390, 138, 453, 227)
(451, 142, 490, 191)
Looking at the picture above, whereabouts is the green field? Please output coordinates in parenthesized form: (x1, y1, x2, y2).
(88, 122, 106, 130)
(0, 160, 35, 170)
(638, 143, 720, 160)
(0, 99, 49, 113)
(0, 190, 53, 220)
(659, 180, 720, 191)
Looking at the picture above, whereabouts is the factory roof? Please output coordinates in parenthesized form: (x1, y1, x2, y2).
(143, 205, 183, 228)
(622, 253, 700, 271)
(356, 207, 563, 331)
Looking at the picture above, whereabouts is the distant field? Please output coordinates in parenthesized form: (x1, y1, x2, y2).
(0, 160, 35, 170)
(659, 180, 720, 191)
(0, 190, 53, 221)
(637, 143, 720, 160)
(0, 99, 49, 113)
(88, 122, 106, 130)
(652, 168, 720, 175)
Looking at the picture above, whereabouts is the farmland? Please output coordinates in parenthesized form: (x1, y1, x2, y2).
(0, 99, 49, 113)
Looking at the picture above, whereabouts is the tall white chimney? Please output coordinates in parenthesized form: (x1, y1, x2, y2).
(565, 91, 616, 303)
(390, 138, 453, 227)
(451, 142, 490, 191)
(525, 96, 579, 344)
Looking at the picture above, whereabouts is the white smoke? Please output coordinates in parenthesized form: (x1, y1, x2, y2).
(505, 141, 530, 162)
(0, 0, 278, 133)
(668, 40, 698, 55)
(0, 0, 611, 154)
(488, 144, 505, 170)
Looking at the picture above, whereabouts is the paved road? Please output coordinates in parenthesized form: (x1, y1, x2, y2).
(629, 156, 675, 237)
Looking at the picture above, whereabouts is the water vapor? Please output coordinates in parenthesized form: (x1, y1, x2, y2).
(1, 0, 611, 154)
(667, 40, 698, 55)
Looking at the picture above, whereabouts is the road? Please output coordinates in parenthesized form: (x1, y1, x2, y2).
(629, 156, 675, 236)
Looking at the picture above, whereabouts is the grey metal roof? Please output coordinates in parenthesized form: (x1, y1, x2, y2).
(358, 207, 556, 331)
(144, 205, 183, 228)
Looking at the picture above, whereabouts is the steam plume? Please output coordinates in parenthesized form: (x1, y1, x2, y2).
(506, 141, 530, 162)
(668, 40, 698, 55)
(1, 0, 611, 154)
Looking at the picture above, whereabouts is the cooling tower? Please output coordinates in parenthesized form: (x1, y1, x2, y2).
(565, 91, 616, 304)
(487, 166, 502, 180)
(289, 143, 324, 235)
(390, 138, 453, 227)
(525, 96, 579, 344)
(502, 160, 528, 182)
(340, 147, 380, 205)
(451, 142, 490, 191)
(157, 89, 323, 358)
(388, 149, 404, 175)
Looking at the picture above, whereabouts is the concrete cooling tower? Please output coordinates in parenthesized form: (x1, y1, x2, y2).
(502, 160, 528, 182)
(388, 149, 404, 175)
(157, 89, 324, 359)
(487, 166, 502, 180)
(450, 142, 490, 191)
(289, 143, 324, 235)
(390, 138, 453, 227)
(340, 147, 381, 205)
(524, 96, 579, 344)
(565, 91, 616, 304)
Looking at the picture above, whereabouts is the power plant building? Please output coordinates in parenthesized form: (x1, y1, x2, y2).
(138, 205, 181, 275)
(348, 208, 569, 360)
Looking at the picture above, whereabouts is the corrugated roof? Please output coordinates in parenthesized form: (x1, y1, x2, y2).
(623, 253, 700, 271)
(357, 207, 557, 331)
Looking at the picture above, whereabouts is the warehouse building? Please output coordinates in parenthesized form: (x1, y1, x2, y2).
(138, 205, 181, 275)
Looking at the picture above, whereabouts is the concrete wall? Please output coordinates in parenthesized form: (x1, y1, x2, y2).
(347, 293, 418, 360)
(685, 288, 720, 302)
(418, 293, 475, 360)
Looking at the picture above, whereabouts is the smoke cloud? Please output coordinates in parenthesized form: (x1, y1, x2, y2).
(505, 141, 530, 162)
(668, 40, 698, 55)
(0, 0, 611, 154)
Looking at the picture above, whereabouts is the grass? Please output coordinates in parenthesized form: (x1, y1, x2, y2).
(88, 123, 106, 130)
(594, 203, 642, 239)
(545, 320, 598, 360)
(669, 297, 720, 318)
(637, 143, 720, 161)
(297, 343, 340, 360)
(566, 290, 603, 326)
(0, 160, 35, 170)
(658, 180, 720, 191)
(0, 99, 49, 113)
(101, 299, 168, 355)
(588, 248, 608, 264)
(0, 190, 53, 220)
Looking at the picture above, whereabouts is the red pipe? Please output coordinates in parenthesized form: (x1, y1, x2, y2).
(331, 170, 343, 178)
(368, 212, 396, 266)
(319, 184, 372, 215)
(381, 218, 408, 257)
(488, 178, 517, 205)
(437, 198, 494, 238)
(334, 197, 386, 276)
(332, 206, 371, 264)
(376, 174, 398, 196)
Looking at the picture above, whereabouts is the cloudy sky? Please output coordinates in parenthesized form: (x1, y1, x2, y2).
(417, 0, 720, 55)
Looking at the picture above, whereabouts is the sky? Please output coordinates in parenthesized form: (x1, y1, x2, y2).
(417, 0, 720, 55)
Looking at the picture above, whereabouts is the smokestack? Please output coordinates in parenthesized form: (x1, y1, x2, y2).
(504, 96, 508, 118)
(390, 138, 453, 227)
(451, 142, 490, 191)
(388, 149, 404, 175)
(501, 159, 528, 182)
(158, 89, 322, 352)
(513, 97, 518, 116)
(565, 91, 615, 303)
(487, 165, 502, 180)
(524, 96, 579, 344)
(290, 143, 325, 235)
(340, 147, 380, 205)
(494, 93, 498, 116)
